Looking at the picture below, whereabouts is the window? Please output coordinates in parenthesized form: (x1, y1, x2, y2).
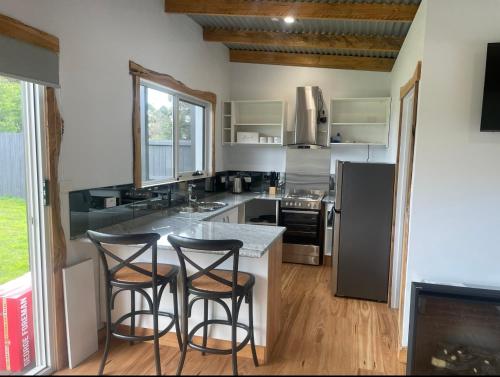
(139, 80, 208, 186)
(130, 61, 216, 188)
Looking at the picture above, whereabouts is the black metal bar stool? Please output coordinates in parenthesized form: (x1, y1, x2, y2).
(167, 234, 259, 376)
(87, 230, 182, 376)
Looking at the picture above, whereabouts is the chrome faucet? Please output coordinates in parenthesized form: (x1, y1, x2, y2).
(187, 184, 197, 205)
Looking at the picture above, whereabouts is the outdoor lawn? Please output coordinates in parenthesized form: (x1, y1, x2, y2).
(0, 196, 29, 285)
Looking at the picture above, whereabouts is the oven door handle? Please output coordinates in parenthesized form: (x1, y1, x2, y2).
(281, 210, 319, 215)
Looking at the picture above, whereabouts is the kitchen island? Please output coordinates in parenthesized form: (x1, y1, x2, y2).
(75, 191, 285, 363)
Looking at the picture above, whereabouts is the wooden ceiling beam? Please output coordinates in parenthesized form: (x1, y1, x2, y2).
(204, 28, 404, 52)
(229, 50, 395, 72)
(165, 0, 418, 22)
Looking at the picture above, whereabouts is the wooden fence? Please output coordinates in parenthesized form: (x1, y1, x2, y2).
(0, 136, 195, 198)
(148, 140, 195, 179)
(0, 132, 25, 198)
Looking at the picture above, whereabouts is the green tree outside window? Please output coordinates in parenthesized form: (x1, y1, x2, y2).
(0, 77, 22, 133)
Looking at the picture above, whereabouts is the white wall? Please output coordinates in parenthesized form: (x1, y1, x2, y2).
(401, 0, 500, 345)
(226, 63, 392, 172)
(0, 0, 231, 264)
(388, 0, 428, 308)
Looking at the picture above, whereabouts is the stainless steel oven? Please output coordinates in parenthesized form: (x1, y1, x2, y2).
(279, 207, 323, 265)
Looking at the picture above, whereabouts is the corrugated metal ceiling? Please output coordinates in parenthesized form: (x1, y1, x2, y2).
(188, 0, 422, 60)
(192, 16, 412, 37)
(226, 43, 398, 58)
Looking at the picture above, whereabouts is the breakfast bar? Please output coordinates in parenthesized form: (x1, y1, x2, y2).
(77, 193, 285, 363)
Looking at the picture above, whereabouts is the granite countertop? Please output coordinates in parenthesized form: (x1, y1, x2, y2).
(76, 191, 285, 258)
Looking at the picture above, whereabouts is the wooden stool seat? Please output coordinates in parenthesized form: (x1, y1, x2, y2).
(190, 269, 253, 293)
(114, 263, 176, 284)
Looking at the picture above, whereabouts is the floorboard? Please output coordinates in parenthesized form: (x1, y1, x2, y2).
(57, 263, 405, 375)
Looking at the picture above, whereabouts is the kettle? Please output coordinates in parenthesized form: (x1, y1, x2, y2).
(233, 176, 243, 194)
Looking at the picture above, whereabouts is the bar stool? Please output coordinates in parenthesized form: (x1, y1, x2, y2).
(87, 230, 182, 376)
(167, 234, 259, 376)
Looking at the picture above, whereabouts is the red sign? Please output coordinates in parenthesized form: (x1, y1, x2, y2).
(0, 274, 35, 372)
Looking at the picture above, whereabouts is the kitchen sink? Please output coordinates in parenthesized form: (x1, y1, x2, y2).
(178, 201, 227, 213)
(196, 201, 227, 212)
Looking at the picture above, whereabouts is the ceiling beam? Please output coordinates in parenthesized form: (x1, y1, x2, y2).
(204, 28, 404, 52)
(165, 0, 418, 22)
(229, 50, 395, 72)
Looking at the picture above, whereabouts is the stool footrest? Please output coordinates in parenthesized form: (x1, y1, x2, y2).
(187, 319, 252, 355)
(111, 310, 176, 342)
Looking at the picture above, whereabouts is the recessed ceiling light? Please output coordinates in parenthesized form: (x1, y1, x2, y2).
(271, 17, 280, 22)
(284, 16, 295, 24)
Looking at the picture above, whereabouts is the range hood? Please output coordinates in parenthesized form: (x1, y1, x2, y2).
(288, 86, 329, 148)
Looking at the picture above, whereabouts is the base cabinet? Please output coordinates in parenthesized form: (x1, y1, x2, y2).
(209, 206, 239, 223)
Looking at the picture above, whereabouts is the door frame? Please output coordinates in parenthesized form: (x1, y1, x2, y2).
(391, 62, 422, 360)
(44, 87, 68, 371)
(0, 12, 67, 372)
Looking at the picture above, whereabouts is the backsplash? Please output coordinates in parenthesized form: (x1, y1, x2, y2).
(68, 171, 282, 239)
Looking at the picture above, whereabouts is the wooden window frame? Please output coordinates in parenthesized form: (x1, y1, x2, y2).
(129, 61, 216, 188)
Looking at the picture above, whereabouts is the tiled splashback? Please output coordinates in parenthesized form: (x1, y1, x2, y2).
(68, 171, 280, 239)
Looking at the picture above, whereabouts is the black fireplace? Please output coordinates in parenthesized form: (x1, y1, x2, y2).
(407, 282, 500, 375)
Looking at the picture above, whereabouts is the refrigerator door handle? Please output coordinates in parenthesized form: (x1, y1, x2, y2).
(331, 211, 341, 295)
(335, 160, 343, 211)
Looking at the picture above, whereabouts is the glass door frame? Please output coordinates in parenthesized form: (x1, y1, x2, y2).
(21, 82, 55, 375)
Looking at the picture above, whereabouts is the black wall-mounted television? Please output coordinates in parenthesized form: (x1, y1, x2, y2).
(481, 43, 500, 132)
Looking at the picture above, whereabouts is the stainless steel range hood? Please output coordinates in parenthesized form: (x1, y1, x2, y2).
(288, 86, 329, 148)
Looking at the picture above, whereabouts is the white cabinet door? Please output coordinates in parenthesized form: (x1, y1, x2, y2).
(225, 206, 239, 224)
(210, 206, 239, 223)
(210, 212, 225, 223)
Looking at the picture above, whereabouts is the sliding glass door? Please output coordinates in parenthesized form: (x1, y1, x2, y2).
(0, 76, 52, 374)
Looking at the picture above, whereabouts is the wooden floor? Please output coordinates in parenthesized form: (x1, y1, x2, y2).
(57, 264, 404, 375)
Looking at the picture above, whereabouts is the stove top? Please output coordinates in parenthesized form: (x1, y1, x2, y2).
(285, 193, 322, 201)
(282, 191, 325, 210)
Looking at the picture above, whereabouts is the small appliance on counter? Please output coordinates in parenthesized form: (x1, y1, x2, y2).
(232, 175, 243, 194)
(243, 176, 252, 191)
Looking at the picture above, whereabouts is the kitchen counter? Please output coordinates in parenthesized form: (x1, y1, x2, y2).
(90, 191, 285, 258)
(73, 190, 283, 363)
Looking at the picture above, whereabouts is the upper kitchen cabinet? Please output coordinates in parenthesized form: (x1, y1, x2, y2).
(222, 100, 286, 146)
(330, 97, 391, 147)
(129, 61, 216, 188)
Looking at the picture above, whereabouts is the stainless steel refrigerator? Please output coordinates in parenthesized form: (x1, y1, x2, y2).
(332, 161, 395, 302)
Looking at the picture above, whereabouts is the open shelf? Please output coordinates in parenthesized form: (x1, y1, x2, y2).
(330, 97, 391, 147)
(222, 100, 286, 146)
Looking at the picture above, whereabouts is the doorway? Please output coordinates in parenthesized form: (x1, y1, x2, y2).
(0, 75, 53, 374)
(391, 62, 422, 356)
